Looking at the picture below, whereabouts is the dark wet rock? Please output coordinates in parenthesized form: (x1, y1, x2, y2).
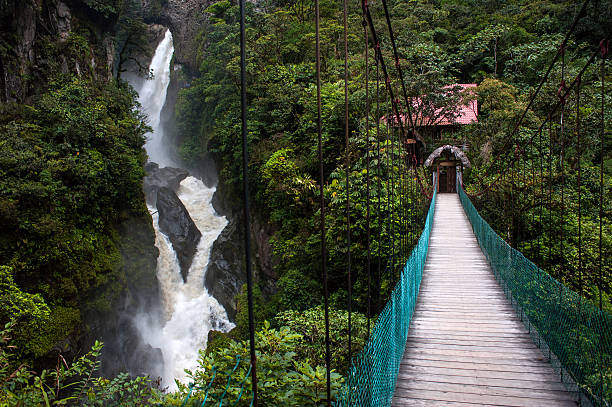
(107, 318, 164, 379)
(205, 218, 244, 320)
(156, 187, 201, 281)
(94, 214, 162, 379)
(206, 175, 278, 321)
(143, 163, 189, 205)
(144, 0, 209, 68)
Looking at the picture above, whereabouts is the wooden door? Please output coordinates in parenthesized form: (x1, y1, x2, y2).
(439, 169, 447, 193)
(447, 166, 456, 193)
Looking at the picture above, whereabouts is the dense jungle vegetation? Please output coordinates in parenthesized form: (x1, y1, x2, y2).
(167, 0, 611, 402)
(1, 0, 610, 404)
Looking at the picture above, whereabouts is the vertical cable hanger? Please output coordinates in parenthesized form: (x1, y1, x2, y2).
(386, 99, 392, 285)
(598, 35, 607, 407)
(376, 57, 383, 315)
(548, 119, 553, 274)
(538, 125, 544, 267)
(559, 46, 566, 285)
(342, 0, 353, 376)
(238, 0, 258, 403)
(362, 10, 372, 335)
(575, 75, 583, 374)
(314, 0, 331, 402)
(529, 134, 536, 261)
(390, 104, 396, 281)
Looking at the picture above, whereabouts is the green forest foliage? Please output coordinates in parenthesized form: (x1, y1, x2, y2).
(0, 324, 157, 406)
(170, 0, 610, 399)
(1, 0, 610, 403)
(175, 0, 610, 328)
(164, 308, 369, 406)
(0, 2, 152, 361)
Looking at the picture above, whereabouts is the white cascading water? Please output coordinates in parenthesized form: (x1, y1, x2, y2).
(137, 29, 176, 168)
(131, 29, 234, 389)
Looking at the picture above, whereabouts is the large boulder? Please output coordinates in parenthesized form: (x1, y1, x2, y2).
(156, 187, 201, 281)
(143, 163, 189, 205)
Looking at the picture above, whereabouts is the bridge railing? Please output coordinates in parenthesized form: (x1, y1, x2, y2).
(333, 187, 437, 407)
(458, 180, 611, 407)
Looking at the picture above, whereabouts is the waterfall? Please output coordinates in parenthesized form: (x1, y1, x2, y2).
(130, 29, 234, 389)
(139, 29, 175, 168)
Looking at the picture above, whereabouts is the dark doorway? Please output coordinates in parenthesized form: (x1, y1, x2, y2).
(439, 169, 448, 193)
(447, 166, 456, 193)
(437, 165, 457, 193)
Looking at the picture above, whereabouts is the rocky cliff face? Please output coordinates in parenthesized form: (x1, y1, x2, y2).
(142, 0, 209, 68)
(96, 215, 163, 378)
(207, 176, 278, 320)
(0, 0, 116, 102)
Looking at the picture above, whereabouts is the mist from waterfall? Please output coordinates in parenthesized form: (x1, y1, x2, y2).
(130, 29, 234, 390)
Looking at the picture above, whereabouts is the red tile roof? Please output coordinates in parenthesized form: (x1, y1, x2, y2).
(384, 84, 478, 127)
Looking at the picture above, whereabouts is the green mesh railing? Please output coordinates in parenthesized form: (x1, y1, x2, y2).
(458, 181, 611, 407)
(333, 188, 437, 406)
(176, 356, 254, 407)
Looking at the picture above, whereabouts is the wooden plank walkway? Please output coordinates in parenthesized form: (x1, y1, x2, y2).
(391, 193, 576, 407)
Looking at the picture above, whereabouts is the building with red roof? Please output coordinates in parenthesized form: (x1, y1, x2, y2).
(385, 83, 478, 144)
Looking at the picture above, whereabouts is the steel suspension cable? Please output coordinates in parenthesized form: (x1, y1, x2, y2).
(362, 2, 433, 199)
(361, 3, 406, 139)
(559, 49, 566, 284)
(376, 57, 382, 315)
(497, 0, 590, 153)
(468, 0, 595, 196)
(342, 0, 353, 374)
(598, 38, 606, 407)
(475, 45, 605, 200)
(576, 75, 583, 376)
(314, 0, 331, 402)
(363, 16, 372, 334)
(238, 0, 257, 403)
(598, 39, 607, 312)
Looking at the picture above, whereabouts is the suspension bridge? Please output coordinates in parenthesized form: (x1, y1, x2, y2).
(176, 0, 610, 404)
(392, 193, 577, 407)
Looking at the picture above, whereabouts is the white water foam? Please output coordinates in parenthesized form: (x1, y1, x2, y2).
(143, 177, 231, 388)
(130, 29, 234, 390)
(137, 29, 175, 167)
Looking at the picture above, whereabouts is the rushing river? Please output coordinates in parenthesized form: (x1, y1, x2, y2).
(130, 29, 233, 389)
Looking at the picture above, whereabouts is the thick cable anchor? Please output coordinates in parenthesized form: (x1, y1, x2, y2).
(557, 79, 568, 105)
(600, 39, 609, 57)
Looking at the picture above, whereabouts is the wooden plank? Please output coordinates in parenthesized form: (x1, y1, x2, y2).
(395, 380, 575, 401)
(397, 365, 563, 383)
(403, 347, 546, 360)
(405, 339, 539, 351)
(400, 359, 556, 374)
(392, 193, 575, 406)
(395, 373, 569, 392)
(407, 334, 535, 344)
(392, 388, 577, 407)
(392, 399, 485, 407)
(402, 353, 550, 368)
